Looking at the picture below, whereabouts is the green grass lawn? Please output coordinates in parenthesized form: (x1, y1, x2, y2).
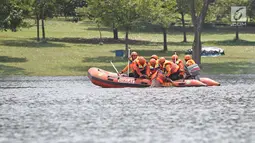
(0, 18, 255, 76)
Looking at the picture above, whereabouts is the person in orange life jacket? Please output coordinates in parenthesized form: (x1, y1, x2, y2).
(133, 56, 149, 78)
(150, 54, 159, 66)
(171, 54, 185, 78)
(150, 54, 158, 60)
(184, 55, 200, 80)
(147, 58, 160, 78)
(119, 51, 138, 77)
(184, 55, 196, 66)
(158, 57, 180, 81)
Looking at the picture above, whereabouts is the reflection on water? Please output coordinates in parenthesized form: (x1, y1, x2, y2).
(0, 75, 255, 143)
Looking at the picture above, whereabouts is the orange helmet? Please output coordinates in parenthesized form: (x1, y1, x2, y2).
(131, 51, 138, 56)
(158, 57, 166, 65)
(171, 55, 178, 61)
(149, 59, 156, 67)
(150, 54, 158, 60)
(184, 55, 192, 61)
(138, 56, 146, 65)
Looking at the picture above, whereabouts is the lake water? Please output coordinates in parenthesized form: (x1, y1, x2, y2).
(0, 75, 255, 143)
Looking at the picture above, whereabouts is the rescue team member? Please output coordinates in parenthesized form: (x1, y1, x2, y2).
(184, 55, 200, 80)
(119, 51, 138, 77)
(147, 58, 159, 79)
(150, 54, 158, 60)
(171, 54, 185, 79)
(184, 55, 196, 66)
(132, 56, 149, 78)
(157, 57, 180, 83)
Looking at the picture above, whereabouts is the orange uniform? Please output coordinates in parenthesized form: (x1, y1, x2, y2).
(120, 61, 135, 73)
(119, 52, 138, 75)
(184, 55, 200, 80)
(133, 57, 149, 78)
(171, 55, 185, 77)
(160, 60, 179, 77)
(156, 57, 181, 83)
(186, 59, 196, 67)
(147, 59, 159, 76)
(184, 55, 196, 67)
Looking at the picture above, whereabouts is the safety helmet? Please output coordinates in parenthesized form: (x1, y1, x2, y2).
(158, 57, 166, 65)
(149, 58, 156, 67)
(138, 56, 146, 65)
(184, 55, 192, 61)
(150, 54, 158, 60)
(171, 55, 178, 61)
(131, 51, 138, 56)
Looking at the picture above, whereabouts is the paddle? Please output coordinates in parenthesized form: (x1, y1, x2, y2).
(127, 48, 131, 76)
(110, 61, 120, 76)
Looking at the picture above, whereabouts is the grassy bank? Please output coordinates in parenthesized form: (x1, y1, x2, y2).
(0, 18, 255, 76)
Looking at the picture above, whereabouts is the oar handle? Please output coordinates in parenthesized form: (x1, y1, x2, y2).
(110, 61, 119, 74)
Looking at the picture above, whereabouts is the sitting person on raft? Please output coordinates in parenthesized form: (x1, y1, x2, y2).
(132, 56, 150, 78)
(118, 51, 138, 77)
(171, 54, 185, 79)
(147, 58, 160, 79)
(156, 57, 181, 83)
(184, 55, 201, 80)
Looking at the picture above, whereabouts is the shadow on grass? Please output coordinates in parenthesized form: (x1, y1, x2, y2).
(1, 40, 67, 48)
(48, 37, 156, 45)
(0, 64, 29, 76)
(204, 39, 255, 46)
(47, 36, 255, 47)
(201, 61, 255, 74)
(86, 22, 255, 34)
(0, 56, 28, 63)
(47, 37, 194, 46)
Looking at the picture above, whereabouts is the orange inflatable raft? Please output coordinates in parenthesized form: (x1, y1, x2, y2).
(88, 67, 151, 88)
(88, 67, 220, 88)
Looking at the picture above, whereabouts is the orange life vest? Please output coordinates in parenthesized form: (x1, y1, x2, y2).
(175, 59, 185, 73)
(186, 59, 196, 67)
(162, 60, 179, 74)
(149, 62, 159, 74)
(135, 58, 147, 71)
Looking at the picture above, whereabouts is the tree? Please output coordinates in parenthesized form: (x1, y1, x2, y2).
(83, 0, 142, 57)
(100, 0, 120, 40)
(0, 0, 31, 32)
(141, 0, 177, 51)
(176, 0, 190, 42)
(79, 0, 105, 43)
(189, 0, 215, 65)
(34, 0, 57, 41)
(207, 0, 249, 41)
(55, 0, 87, 19)
(247, 0, 255, 22)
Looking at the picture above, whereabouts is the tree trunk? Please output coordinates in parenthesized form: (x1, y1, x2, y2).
(113, 23, 118, 40)
(181, 12, 187, 42)
(41, 8, 45, 40)
(192, 27, 202, 65)
(113, 28, 118, 40)
(235, 20, 239, 40)
(36, 13, 40, 41)
(97, 22, 102, 43)
(41, 19, 45, 40)
(190, 0, 212, 65)
(125, 28, 129, 58)
(163, 28, 167, 52)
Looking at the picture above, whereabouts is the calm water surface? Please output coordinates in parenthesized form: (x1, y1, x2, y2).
(0, 75, 255, 143)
